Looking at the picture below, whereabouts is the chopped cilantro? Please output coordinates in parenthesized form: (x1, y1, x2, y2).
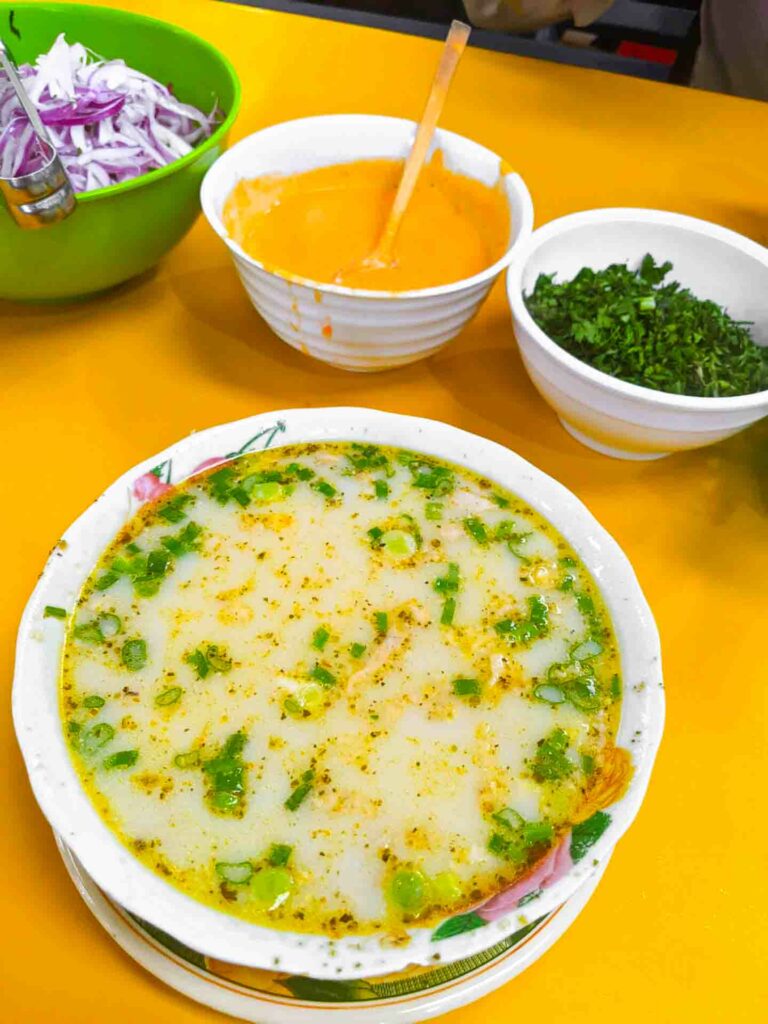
(524, 255, 768, 397)
(532, 728, 574, 782)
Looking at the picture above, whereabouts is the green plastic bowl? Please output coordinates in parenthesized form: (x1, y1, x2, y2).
(0, 3, 240, 302)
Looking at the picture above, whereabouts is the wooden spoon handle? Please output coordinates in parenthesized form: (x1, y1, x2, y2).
(374, 20, 471, 264)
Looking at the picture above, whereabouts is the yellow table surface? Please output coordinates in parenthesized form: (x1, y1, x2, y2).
(2, 0, 766, 1020)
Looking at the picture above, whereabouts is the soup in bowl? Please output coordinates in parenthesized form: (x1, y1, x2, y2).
(14, 409, 663, 978)
(201, 115, 534, 371)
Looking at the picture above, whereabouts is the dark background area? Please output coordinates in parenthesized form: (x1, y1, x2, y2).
(230, 0, 702, 83)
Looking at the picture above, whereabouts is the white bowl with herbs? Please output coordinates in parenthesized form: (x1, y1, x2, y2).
(507, 209, 768, 460)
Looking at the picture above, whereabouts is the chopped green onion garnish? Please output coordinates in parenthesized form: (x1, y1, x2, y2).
(93, 570, 120, 592)
(158, 494, 195, 523)
(492, 807, 525, 831)
(103, 749, 139, 770)
(121, 638, 147, 671)
(126, 542, 141, 555)
(495, 595, 549, 646)
(571, 638, 603, 661)
(185, 648, 210, 679)
(79, 722, 114, 755)
(520, 820, 554, 845)
(268, 843, 293, 867)
(433, 562, 460, 595)
(285, 769, 315, 811)
(425, 501, 443, 521)
(251, 867, 294, 909)
(374, 479, 389, 500)
(203, 732, 248, 815)
(389, 869, 428, 913)
(312, 627, 330, 651)
(285, 462, 314, 481)
(251, 481, 284, 503)
(73, 621, 104, 645)
(581, 753, 596, 776)
(283, 683, 325, 718)
(212, 790, 240, 810)
(312, 479, 337, 500)
(174, 750, 200, 769)
(96, 612, 122, 638)
(566, 677, 601, 711)
(206, 644, 232, 673)
(491, 493, 510, 508)
(216, 861, 253, 884)
(488, 832, 526, 863)
(405, 460, 455, 496)
(380, 530, 417, 558)
(349, 642, 367, 659)
(440, 598, 456, 626)
(309, 664, 336, 688)
(155, 686, 183, 706)
(452, 677, 481, 698)
(610, 674, 622, 700)
(463, 517, 489, 545)
(432, 871, 462, 905)
(82, 695, 106, 709)
(533, 683, 566, 705)
(44, 605, 67, 619)
(374, 611, 388, 635)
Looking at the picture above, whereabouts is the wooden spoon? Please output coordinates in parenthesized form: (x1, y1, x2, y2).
(342, 20, 471, 279)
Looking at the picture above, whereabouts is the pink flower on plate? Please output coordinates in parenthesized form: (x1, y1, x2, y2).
(191, 456, 228, 474)
(132, 463, 173, 502)
(476, 836, 574, 922)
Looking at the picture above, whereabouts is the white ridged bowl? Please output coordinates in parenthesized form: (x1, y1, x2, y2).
(507, 209, 768, 460)
(200, 115, 533, 371)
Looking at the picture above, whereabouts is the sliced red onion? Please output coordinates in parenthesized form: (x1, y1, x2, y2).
(0, 33, 219, 191)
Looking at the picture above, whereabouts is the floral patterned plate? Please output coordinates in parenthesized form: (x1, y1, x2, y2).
(56, 833, 609, 1023)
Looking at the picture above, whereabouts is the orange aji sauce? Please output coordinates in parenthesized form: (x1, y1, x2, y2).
(223, 155, 510, 291)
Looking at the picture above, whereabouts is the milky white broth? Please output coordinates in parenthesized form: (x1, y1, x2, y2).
(60, 443, 623, 937)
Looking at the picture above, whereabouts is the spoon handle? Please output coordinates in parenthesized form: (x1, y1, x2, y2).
(373, 20, 471, 265)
